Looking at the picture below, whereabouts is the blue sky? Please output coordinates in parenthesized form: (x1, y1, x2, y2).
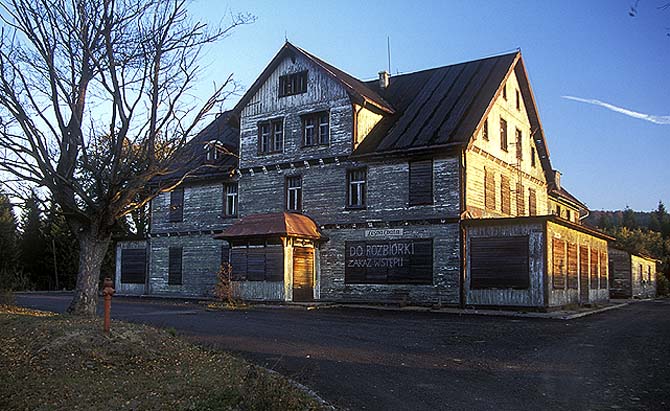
(191, 0, 669, 211)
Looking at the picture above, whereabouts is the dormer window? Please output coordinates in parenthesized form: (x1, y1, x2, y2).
(204, 140, 225, 161)
(279, 71, 307, 97)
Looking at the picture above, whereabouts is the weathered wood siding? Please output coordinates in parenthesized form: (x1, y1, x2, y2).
(237, 156, 460, 222)
(115, 240, 148, 295)
(230, 281, 284, 301)
(152, 182, 232, 233)
(465, 222, 545, 307)
(546, 221, 608, 306)
(608, 247, 631, 298)
(465, 69, 548, 218)
(319, 223, 461, 305)
(148, 234, 226, 296)
(354, 104, 383, 148)
(239, 53, 354, 169)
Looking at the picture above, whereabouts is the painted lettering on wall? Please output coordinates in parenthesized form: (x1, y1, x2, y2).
(345, 239, 433, 285)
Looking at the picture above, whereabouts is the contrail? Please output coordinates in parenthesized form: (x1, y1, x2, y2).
(562, 95, 670, 125)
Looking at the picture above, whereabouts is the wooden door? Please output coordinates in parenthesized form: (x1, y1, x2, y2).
(293, 247, 314, 302)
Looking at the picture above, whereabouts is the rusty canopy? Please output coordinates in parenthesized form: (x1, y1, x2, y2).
(214, 212, 324, 241)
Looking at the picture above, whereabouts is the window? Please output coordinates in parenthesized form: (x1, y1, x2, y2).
(566, 209, 572, 221)
(120, 249, 146, 284)
(482, 118, 489, 140)
(168, 247, 183, 285)
(484, 168, 495, 210)
(470, 236, 530, 289)
(205, 142, 221, 161)
(500, 175, 511, 215)
(516, 89, 520, 110)
(169, 188, 184, 222)
(639, 263, 644, 284)
(556, 205, 562, 217)
(302, 112, 329, 146)
(531, 147, 536, 168)
(279, 71, 307, 97)
(567, 243, 578, 289)
(600, 251, 608, 289)
(590, 249, 599, 289)
(286, 176, 302, 212)
(528, 188, 536, 216)
(347, 168, 367, 208)
(516, 182, 525, 216)
(409, 160, 433, 206)
(515, 128, 523, 160)
(230, 240, 283, 282)
(502, 83, 507, 100)
(223, 183, 238, 217)
(500, 118, 508, 152)
(258, 119, 283, 154)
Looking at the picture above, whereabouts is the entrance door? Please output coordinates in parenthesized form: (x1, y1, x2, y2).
(293, 247, 314, 302)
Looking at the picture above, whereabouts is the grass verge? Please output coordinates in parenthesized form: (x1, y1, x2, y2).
(0, 304, 324, 411)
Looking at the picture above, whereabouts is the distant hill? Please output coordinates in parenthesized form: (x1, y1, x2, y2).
(586, 209, 653, 229)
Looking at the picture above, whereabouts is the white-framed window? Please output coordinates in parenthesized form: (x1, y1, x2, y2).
(258, 119, 283, 154)
(223, 182, 238, 217)
(302, 111, 329, 146)
(347, 168, 367, 208)
(286, 176, 302, 212)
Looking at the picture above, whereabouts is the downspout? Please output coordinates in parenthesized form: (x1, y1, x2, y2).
(459, 148, 467, 308)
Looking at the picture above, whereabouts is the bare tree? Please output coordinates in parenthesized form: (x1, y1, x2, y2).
(0, 0, 252, 315)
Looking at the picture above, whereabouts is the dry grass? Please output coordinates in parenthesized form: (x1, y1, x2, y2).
(0, 305, 323, 411)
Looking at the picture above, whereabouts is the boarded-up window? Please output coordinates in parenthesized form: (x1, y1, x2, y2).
(120, 249, 146, 284)
(169, 188, 184, 222)
(590, 249, 599, 289)
(168, 247, 182, 285)
(528, 188, 537, 216)
(409, 160, 433, 206)
(485, 168, 495, 210)
(579, 246, 589, 289)
(221, 243, 230, 267)
(500, 175, 511, 215)
(516, 182, 525, 216)
(552, 238, 566, 289)
(567, 243, 578, 289)
(230, 243, 283, 282)
(600, 250, 608, 289)
(470, 236, 530, 289)
(345, 239, 433, 284)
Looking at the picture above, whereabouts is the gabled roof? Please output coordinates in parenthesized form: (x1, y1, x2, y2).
(152, 111, 239, 186)
(549, 185, 588, 211)
(233, 42, 395, 115)
(214, 212, 324, 241)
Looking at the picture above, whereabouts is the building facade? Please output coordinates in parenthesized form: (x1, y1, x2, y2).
(116, 43, 611, 308)
(608, 247, 658, 299)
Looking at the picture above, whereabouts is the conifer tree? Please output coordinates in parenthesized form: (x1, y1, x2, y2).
(18, 194, 48, 289)
(0, 191, 20, 289)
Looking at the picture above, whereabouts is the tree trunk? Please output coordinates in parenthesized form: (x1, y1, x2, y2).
(66, 230, 111, 316)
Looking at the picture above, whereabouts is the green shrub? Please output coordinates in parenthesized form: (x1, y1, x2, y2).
(657, 272, 669, 296)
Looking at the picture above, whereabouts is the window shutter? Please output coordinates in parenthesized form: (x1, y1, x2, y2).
(169, 188, 184, 222)
(528, 188, 536, 216)
(567, 243, 578, 289)
(120, 249, 146, 284)
(485, 168, 495, 210)
(599, 250, 608, 288)
(590, 249, 599, 289)
(168, 247, 182, 285)
(516, 182, 525, 216)
(470, 236, 530, 289)
(552, 238, 566, 289)
(501, 175, 511, 215)
(409, 160, 433, 205)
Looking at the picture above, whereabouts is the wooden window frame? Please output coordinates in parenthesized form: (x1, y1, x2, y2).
(286, 175, 303, 212)
(470, 236, 530, 290)
(516, 182, 525, 216)
(552, 238, 566, 289)
(223, 182, 238, 218)
(502, 83, 507, 100)
(590, 249, 599, 289)
(515, 128, 523, 160)
(484, 168, 496, 211)
(531, 147, 536, 168)
(409, 159, 433, 206)
(567, 243, 578, 289)
(528, 188, 537, 216)
(278, 70, 307, 97)
(169, 188, 184, 223)
(257, 118, 284, 154)
(500, 175, 511, 215)
(515, 89, 520, 110)
(482, 118, 489, 141)
(500, 117, 508, 152)
(301, 111, 329, 147)
(346, 168, 367, 209)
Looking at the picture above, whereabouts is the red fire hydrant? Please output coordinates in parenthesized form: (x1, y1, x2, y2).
(102, 277, 115, 334)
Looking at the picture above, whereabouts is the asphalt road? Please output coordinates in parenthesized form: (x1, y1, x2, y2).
(13, 294, 670, 411)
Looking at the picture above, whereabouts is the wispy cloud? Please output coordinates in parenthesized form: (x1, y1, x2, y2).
(562, 95, 670, 125)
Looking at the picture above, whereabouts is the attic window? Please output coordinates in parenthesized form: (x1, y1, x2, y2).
(482, 118, 489, 141)
(531, 147, 536, 168)
(279, 71, 307, 97)
(204, 140, 224, 161)
(502, 83, 507, 100)
(516, 89, 520, 110)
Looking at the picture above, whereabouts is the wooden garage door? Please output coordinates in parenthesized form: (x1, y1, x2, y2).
(293, 247, 314, 302)
(120, 249, 146, 284)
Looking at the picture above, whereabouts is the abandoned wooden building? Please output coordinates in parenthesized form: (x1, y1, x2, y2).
(115, 42, 613, 309)
(608, 247, 658, 299)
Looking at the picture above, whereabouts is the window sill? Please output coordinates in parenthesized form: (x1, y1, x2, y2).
(345, 206, 367, 211)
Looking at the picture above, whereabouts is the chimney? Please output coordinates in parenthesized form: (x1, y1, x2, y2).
(553, 170, 561, 190)
(378, 71, 390, 89)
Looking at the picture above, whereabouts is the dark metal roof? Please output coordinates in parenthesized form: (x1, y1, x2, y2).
(152, 111, 239, 186)
(463, 215, 615, 241)
(233, 42, 395, 115)
(353, 52, 519, 156)
(214, 212, 323, 241)
(549, 185, 588, 211)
